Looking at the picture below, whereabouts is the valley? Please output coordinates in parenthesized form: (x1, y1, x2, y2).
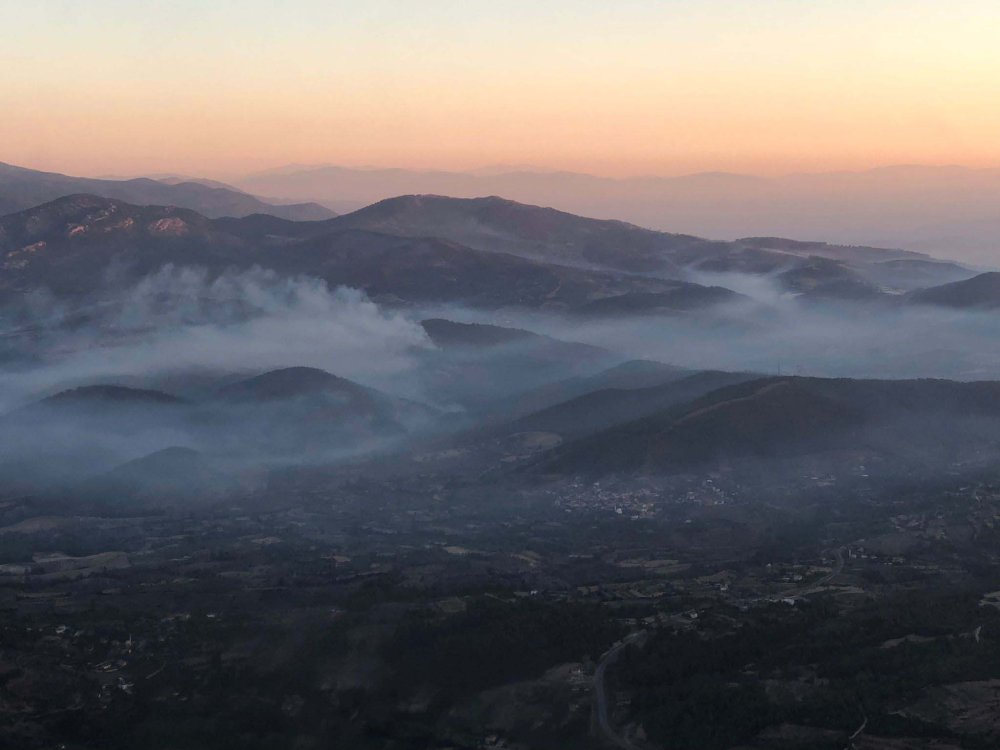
(1, 188, 1000, 749)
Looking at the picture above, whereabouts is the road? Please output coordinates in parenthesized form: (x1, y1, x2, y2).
(847, 711, 868, 749)
(592, 547, 847, 749)
(594, 631, 646, 750)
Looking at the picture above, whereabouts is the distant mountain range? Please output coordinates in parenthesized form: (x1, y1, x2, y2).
(0, 195, 742, 313)
(0, 193, 990, 315)
(6, 163, 1000, 495)
(237, 163, 1000, 264)
(0, 161, 335, 221)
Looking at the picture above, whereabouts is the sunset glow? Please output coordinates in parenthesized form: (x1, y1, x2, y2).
(5, 0, 1000, 178)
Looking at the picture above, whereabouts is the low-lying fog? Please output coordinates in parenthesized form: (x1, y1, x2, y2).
(5, 263, 1000, 494)
(4, 265, 1000, 415)
(433, 272, 1000, 382)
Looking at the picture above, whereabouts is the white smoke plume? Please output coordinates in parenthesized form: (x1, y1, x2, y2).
(0, 266, 433, 410)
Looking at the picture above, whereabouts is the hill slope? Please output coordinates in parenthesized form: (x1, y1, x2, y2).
(0, 161, 334, 220)
(237, 163, 1000, 265)
(541, 376, 1000, 475)
(0, 195, 743, 313)
(908, 272, 1000, 309)
(323, 195, 972, 296)
(507, 370, 757, 439)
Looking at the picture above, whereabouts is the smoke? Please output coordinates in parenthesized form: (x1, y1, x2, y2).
(682, 269, 798, 307)
(7, 264, 1000, 493)
(420, 274, 1000, 382)
(11, 264, 1000, 415)
(0, 266, 433, 410)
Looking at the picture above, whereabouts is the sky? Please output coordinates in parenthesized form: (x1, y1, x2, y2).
(3, 0, 1000, 178)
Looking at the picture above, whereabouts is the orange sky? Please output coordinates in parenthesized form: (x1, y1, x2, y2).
(4, 1, 1000, 178)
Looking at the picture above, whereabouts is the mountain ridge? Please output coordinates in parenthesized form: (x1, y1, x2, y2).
(0, 194, 750, 313)
(539, 376, 1000, 476)
(235, 163, 1000, 263)
(0, 161, 335, 221)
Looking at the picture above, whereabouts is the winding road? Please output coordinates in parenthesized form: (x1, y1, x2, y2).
(847, 711, 868, 748)
(594, 631, 646, 750)
(592, 547, 848, 748)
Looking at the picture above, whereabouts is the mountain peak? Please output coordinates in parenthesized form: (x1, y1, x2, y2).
(217, 366, 367, 402)
(0, 194, 213, 249)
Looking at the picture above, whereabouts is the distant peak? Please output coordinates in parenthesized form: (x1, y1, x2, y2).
(218, 366, 364, 401)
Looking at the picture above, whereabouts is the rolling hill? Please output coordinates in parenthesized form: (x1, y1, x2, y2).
(0, 161, 334, 221)
(215, 365, 432, 430)
(505, 370, 757, 439)
(540, 376, 1000, 476)
(0, 192, 985, 322)
(207, 366, 435, 457)
(321, 195, 974, 297)
(412, 319, 622, 412)
(327, 194, 695, 274)
(0, 367, 437, 490)
(907, 272, 1000, 309)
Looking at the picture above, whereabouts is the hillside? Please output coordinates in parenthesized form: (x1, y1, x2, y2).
(411, 319, 621, 412)
(0, 193, 988, 323)
(506, 371, 756, 439)
(541, 376, 1000, 475)
(419, 319, 611, 361)
(0, 365, 442, 492)
(907, 272, 1000, 309)
(213, 365, 432, 435)
(323, 195, 973, 297)
(78, 447, 239, 506)
(208, 366, 426, 455)
(328, 194, 695, 274)
(237, 163, 1000, 264)
(0, 161, 334, 220)
(491, 360, 691, 420)
(0, 195, 742, 312)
